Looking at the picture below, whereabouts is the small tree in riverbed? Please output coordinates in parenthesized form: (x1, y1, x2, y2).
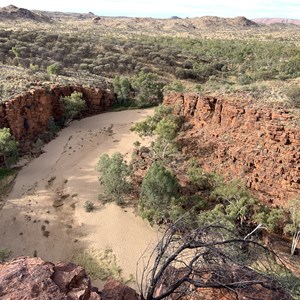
(97, 152, 131, 204)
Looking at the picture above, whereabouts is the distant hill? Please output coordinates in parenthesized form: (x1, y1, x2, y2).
(191, 16, 258, 28)
(33, 9, 96, 21)
(0, 5, 51, 22)
(253, 18, 300, 25)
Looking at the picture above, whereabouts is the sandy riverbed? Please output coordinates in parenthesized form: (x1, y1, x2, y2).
(0, 108, 160, 286)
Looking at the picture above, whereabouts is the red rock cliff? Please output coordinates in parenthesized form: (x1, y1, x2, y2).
(0, 85, 115, 151)
(164, 93, 300, 205)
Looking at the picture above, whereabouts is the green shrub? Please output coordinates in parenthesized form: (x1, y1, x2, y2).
(253, 206, 284, 233)
(46, 62, 62, 75)
(0, 248, 12, 262)
(60, 92, 86, 124)
(197, 204, 235, 230)
(140, 161, 179, 224)
(0, 128, 18, 168)
(132, 71, 165, 107)
(164, 80, 186, 93)
(84, 201, 95, 212)
(187, 158, 216, 190)
(113, 76, 132, 105)
(285, 85, 300, 108)
(211, 180, 257, 226)
(97, 152, 131, 203)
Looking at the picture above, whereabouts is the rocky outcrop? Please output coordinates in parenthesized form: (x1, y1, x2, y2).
(0, 85, 115, 151)
(0, 257, 138, 300)
(0, 5, 51, 22)
(0, 257, 101, 299)
(101, 278, 139, 300)
(164, 93, 300, 205)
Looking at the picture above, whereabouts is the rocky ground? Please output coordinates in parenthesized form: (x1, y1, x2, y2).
(0, 256, 139, 300)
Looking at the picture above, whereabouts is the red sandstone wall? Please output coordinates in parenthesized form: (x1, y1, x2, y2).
(0, 85, 115, 150)
(164, 93, 300, 205)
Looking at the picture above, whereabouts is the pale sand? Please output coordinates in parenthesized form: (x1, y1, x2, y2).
(0, 109, 160, 286)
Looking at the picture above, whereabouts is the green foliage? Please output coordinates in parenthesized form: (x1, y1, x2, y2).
(60, 92, 86, 123)
(187, 158, 222, 190)
(31, 138, 44, 155)
(169, 195, 207, 224)
(0, 168, 14, 180)
(46, 62, 62, 75)
(131, 104, 174, 137)
(285, 85, 300, 108)
(0, 128, 18, 168)
(132, 71, 165, 107)
(164, 80, 186, 93)
(11, 46, 20, 58)
(140, 161, 179, 224)
(29, 63, 39, 73)
(1, 29, 299, 97)
(97, 152, 131, 203)
(84, 201, 95, 212)
(211, 180, 257, 225)
(253, 206, 284, 233)
(154, 116, 178, 141)
(113, 76, 132, 104)
(131, 104, 179, 160)
(282, 55, 300, 78)
(197, 204, 235, 230)
(0, 248, 12, 262)
(72, 248, 123, 281)
(152, 116, 179, 159)
(284, 198, 300, 236)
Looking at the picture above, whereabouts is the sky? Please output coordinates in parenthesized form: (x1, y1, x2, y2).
(1, 0, 299, 19)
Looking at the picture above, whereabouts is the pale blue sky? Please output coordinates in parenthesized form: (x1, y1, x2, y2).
(1, 0, 299, 19)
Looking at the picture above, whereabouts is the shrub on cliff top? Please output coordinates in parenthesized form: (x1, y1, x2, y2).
(132, 71, 165, 107)
(285, 85, 300, 108)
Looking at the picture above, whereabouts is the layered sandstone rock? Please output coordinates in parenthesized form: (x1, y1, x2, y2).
(0, 85, 115, 151)
(0, 257, 138, 300)
(164, 93, 300, 205)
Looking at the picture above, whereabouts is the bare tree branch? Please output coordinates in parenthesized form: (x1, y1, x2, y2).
(139, 222, 297, 300)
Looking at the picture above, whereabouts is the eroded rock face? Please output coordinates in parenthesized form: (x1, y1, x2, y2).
(0, 256, 101, 300)
(164, 93, 300, 205)
(0, 257, 139, 300)
(0, 85, 115, 151)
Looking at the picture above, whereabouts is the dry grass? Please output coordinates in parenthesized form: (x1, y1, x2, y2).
(72, 247, 125, 281)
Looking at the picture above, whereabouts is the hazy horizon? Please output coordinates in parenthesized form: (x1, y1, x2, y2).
(1, 0, 299, 19)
